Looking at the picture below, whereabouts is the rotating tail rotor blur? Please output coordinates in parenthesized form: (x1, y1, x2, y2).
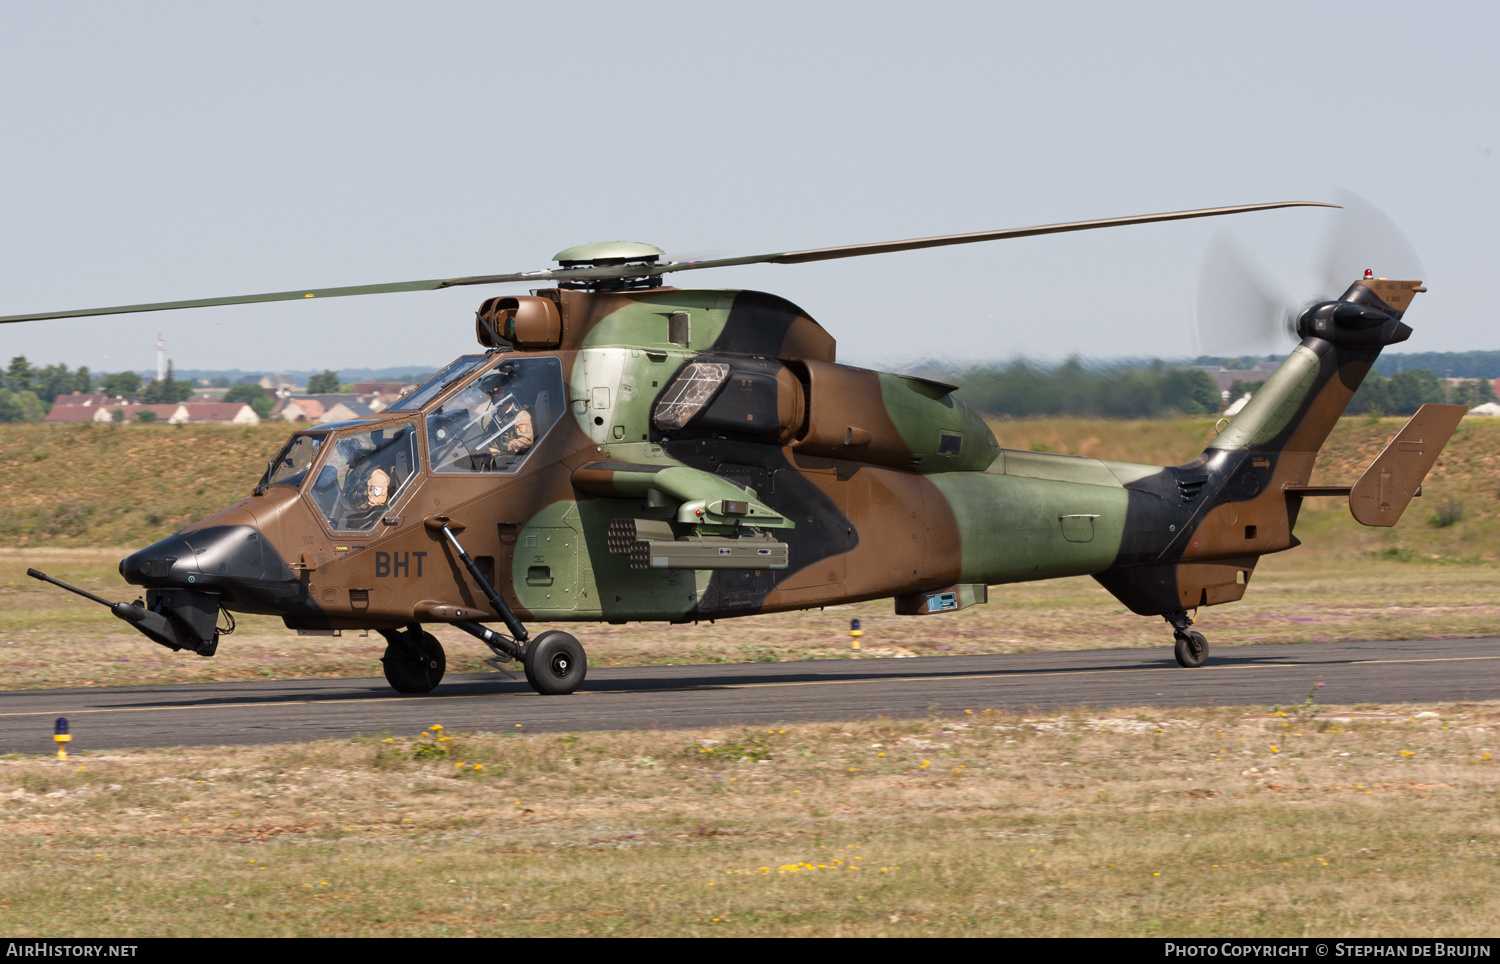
(1190, 191, 1425, 358)
(1190, 233, 1299, 358)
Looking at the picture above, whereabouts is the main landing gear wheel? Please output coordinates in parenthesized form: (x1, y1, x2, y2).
(381, 627, 446, 693)
(523, 631, 586, 695)
(1174, 630, 1209, 668)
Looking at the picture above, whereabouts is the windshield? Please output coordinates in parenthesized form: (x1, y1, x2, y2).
(384, 355, 488, 412)
(426, 356, 564, 474)
(308, 423, 420, 531)
(266, 434, 324, 489)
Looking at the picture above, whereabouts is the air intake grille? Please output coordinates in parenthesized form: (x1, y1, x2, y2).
(1176, 476, 1207, 503)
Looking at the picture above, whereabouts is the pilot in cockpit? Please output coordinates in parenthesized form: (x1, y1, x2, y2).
(471, 363, 533, 459)
(426, 362, 538, 472)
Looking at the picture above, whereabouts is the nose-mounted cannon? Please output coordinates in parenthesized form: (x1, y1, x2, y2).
(27, 568, 225, 656)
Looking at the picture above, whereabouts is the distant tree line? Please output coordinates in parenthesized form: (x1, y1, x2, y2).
(953, 359, 1223, 418)
(0, 358, 371, 423)
(1370, 350, 1500, 379)
(1347, 370, 1494, 415)
(1197, 350, 1500, 380)
(0, 356, 194, 423)
(950, 359, 1496, 420)
(223, 383, 275, 418)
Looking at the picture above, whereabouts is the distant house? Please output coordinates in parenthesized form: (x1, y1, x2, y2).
(257, 374, 302, 396)
(1196, 361, 1279, 394)
(349, 381, 409, 413)
(174, 402, 260, 425)
(269, 394, 375, 424)
(1468, 402, 1500, 417)
(88, 404, 181, 423)
(44, 393, 127, 422)
(350, 381, 406, 396)
(44, 398, 258, 425)
(1222, 393, 1253, 417)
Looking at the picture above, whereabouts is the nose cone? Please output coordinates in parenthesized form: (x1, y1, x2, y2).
(121, 525, 271, 589)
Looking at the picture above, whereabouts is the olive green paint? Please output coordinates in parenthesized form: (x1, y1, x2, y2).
(876, 372, 999, 473)
(580, 290, 738, 352)
(929, 470, 1129, 584)
(1208, 344, 1320, 451)
(516, 499, 709, 621)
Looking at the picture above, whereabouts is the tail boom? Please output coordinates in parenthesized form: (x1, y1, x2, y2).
(1093, 278, 1447, 617)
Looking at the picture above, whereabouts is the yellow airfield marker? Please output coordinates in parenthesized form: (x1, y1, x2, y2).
(54, 717, 70, 761)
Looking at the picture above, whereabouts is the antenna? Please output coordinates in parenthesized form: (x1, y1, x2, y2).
(156, 333, 165, 382)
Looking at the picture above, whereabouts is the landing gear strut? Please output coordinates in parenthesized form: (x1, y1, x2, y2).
(435, 521, 587, 696)
(454, 621, 588, 696)
(1164, 610, 1209, 668)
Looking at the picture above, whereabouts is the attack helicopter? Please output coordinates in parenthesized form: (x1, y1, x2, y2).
(9, 201, 1465, 696)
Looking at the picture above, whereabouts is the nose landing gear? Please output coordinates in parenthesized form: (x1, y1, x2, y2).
(1164, 610, 1209, 668)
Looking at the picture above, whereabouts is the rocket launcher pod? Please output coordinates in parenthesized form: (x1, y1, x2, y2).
(628, 533, 788, 571)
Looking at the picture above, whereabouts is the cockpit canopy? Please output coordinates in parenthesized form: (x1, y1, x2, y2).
(263, 354, 567, 532)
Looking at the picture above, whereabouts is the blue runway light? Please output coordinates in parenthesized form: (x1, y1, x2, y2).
(53, 717, 71, 761)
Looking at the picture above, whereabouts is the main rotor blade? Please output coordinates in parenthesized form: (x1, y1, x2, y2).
(0, 200, 1335, 324)
(652, 200, 1339, 275)
(0, 275, 535, 325)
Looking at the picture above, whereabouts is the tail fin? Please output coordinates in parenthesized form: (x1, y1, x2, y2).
(1094, 278, 1435, 617)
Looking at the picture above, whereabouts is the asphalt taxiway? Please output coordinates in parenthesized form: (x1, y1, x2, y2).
(0, 637, 1495, 753)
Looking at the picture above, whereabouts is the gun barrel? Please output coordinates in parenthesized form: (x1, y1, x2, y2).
(25, 569, 116, 608)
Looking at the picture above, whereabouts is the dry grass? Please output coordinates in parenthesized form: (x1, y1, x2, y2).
(0, 423, 288, 548)
(2, 416, 1497, 558)
(1, 703, 1498, 936)
(3, 548, 1497, 690)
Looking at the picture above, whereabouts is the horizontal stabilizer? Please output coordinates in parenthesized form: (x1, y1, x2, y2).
(1349, 404, 1467, 526)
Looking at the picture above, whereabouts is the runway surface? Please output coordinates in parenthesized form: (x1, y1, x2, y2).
(2, 637, 1497, 754)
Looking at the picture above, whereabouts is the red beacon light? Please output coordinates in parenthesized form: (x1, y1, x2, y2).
(1364, 269, 1374, 279)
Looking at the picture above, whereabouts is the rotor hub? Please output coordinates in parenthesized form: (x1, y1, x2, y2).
(552, 241, 665, 291)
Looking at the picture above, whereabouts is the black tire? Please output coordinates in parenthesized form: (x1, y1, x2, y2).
(1174, 630, 1209, 668)
(523, 631, 586, 695)
(381, 629, 446, 693)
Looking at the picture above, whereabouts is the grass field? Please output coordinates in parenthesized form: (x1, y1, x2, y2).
(1, 413, 1496, 689)
(1, 415, 1497, 554)
(0, 703, 1496, 936)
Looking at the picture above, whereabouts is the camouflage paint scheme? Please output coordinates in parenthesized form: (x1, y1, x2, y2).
(120, 277, 1448, 646)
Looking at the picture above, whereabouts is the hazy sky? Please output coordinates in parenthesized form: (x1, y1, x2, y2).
(1, 2, 1495, 375)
